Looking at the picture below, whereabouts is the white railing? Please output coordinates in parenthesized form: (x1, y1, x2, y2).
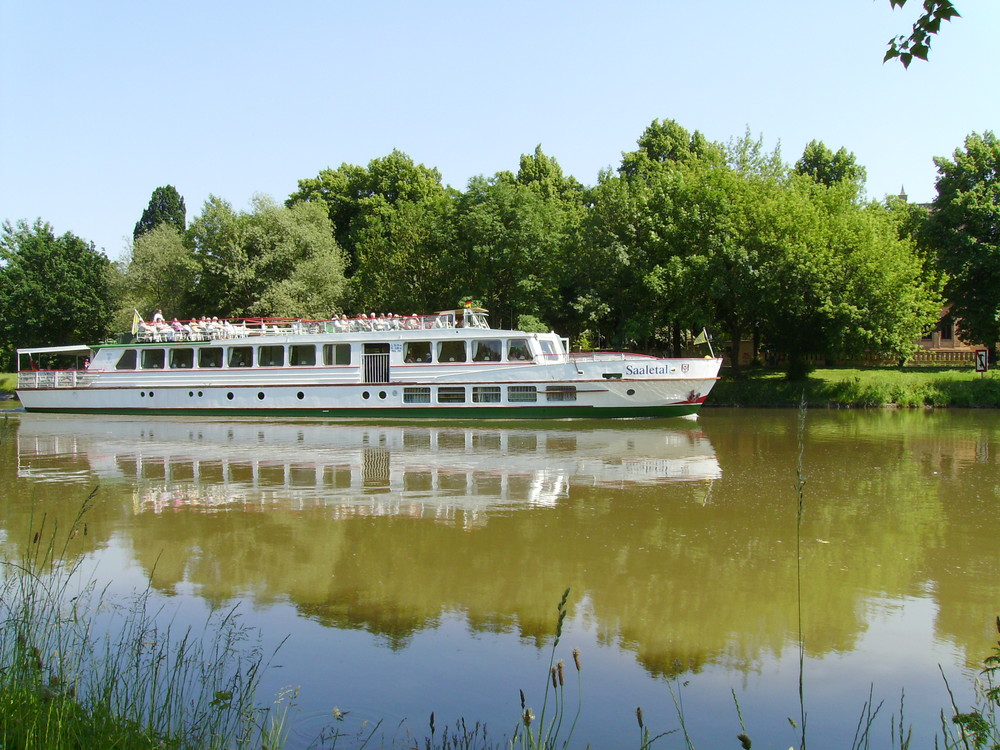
(18, 371, 96, 389)
(128, 313, 466, 343)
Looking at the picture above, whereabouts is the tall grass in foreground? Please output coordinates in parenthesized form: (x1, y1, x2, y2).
(0, 490, 285, 749)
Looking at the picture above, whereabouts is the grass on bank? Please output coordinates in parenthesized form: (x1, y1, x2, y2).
(0, 490, 285, 750)
(711, 366, 1000, 408)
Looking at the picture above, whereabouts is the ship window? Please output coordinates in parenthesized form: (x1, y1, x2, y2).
(115, 349, 137, 370)
(169, 348, 194, 369)
(437, 340, 467, 363)
(323, 343, 352, 365)
(507, 339, 531, 361)
(472, 386, 501, 403)
(508, 385, 537, 402)
(545, 385, 577, 402)
(403, 387, 431, 404)
(258, 345, 284, 367)
(473, 339, 502, 362)
(140, 349, 165, 369)
(540, 340, 557, 357)
(290, 344, 316, 366)
(404, 341, 432, 363)
(228, 346, 253, 368)
(437, 386, 466, 403)
(199, 347, 223, 368)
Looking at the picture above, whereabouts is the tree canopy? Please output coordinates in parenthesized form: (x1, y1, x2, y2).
(924, 131, 1000, 357)
(133, 185, 186, 241)
(14, 118, 952, 380)
(0, 220, 113, 368)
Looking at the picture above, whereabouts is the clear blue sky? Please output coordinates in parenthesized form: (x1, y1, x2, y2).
(2, 1, 998, 259)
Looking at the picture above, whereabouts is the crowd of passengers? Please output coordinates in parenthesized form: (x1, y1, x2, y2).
(135, 311, 469, 342)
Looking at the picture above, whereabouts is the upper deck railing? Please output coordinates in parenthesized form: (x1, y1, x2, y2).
(126, 309, 492, 344)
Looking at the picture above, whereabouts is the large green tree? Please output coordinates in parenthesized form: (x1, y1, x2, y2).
(0, 220, 113, 367)
(286, 150, 450, 276)
(133, 185, 186, 241)
(113, 223, 198, 329)
(794, 140, 866, 193)
(187, 196, 348, 318)
(924, 130, 1000, 357)
(762, 179, 943, 374)
(449, 147, 587, 332)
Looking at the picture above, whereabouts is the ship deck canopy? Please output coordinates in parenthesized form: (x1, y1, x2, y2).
(17, 345, 94, 357)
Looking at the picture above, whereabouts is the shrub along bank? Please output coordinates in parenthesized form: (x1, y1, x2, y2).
(709, 367, 1000, 408)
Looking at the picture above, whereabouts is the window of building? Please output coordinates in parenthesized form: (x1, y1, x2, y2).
(939, 316, 954, 341)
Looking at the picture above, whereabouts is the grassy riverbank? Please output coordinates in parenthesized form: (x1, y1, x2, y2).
(0, 493, 284, 750)
(710, 366, 1000, 408)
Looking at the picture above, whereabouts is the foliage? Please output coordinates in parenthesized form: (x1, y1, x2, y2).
(709, 366, 1000, 408)
(762, 179, 943, 374)
(113, 223, 198, 328)
(0, 220, 113, 368)
(286, 149, 451, 277)
(884, 0, 961, 68)
(924, 131, 1000, 358)
(350, 186, 457, 313)
(188, 195, 349, 318)
(795, 140, 867, 193)
(133, 185, 186, 241)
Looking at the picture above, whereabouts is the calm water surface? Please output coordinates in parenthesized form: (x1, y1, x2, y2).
(2, 409, 998, 748)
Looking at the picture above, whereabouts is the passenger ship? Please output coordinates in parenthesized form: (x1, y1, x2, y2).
(15, 308, 721, 419)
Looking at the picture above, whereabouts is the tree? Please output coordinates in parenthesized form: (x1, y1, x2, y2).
(794, 141, 866, 193)
(0, 220, 113, 368)
(133, 185, 186, 241)
(286, 150, 449, 275)
(188, 195, 348, 318)
(924, 131, 1000, 358)
(114, 223, 198, 328)
(885, 0, 961, 68)
(762, 180, 943, 376)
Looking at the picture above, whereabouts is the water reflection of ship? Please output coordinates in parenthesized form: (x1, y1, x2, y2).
(16, 415, 720, 522)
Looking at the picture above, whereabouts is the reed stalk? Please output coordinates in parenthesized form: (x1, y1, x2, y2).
(0, 492, 282, 749)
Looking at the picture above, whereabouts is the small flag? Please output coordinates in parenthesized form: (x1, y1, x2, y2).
(131, 309, 143, 336)
(693, 328, 709, 346)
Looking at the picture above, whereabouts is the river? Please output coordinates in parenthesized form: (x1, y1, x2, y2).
(1, 409, 997, 749)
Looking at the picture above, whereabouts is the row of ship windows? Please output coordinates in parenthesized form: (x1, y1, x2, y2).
(114, 339, 541, 370)
(137, 385, 578, 403)
(402, 385, 577, 404)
